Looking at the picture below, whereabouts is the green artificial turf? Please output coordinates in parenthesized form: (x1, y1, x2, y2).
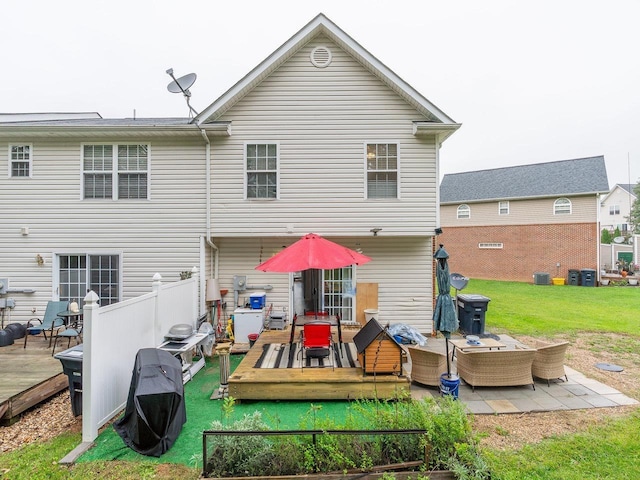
(78, 354, 359, 468)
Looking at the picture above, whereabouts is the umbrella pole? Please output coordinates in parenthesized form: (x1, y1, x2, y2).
(445, 337, 451, 377)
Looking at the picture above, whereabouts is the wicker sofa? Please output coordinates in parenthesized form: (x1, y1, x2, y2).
(455, 346, 536, 391)
(408, 346, 448, 387)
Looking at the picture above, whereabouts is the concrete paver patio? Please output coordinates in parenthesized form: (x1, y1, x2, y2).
(408, 335, 639, 414)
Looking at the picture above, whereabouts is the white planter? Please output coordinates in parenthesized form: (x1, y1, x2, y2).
(628, 278, 638, 286)
(601, 279, 610, 286)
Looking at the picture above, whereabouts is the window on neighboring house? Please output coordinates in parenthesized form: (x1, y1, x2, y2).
(246, 143, 277, 199)
(609, 205, 620, 215)
(366, 143, 398, 199)
(9, 144, 32, 177)
(498, 201, 509, 215)
(58, 253, 120, 307)
(457, 204, 470, 219)
(83, 144, 149, 199)
(554, 198, 572, 215)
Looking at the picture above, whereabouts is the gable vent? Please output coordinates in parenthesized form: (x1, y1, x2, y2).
(310, 46, 332, 68)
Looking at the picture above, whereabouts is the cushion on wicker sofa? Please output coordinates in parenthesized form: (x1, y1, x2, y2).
(455, 346, 536, 391)
(408, 346, 448, 387)
(531, 340, 569, 386)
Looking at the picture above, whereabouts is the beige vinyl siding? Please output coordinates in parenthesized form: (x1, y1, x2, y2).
(0, 138, 207, 323)
(600, 186, 635, 230)
(210, 34, 438, 237)
(214, 236, 434, 334)
(441, 195, 599, 227)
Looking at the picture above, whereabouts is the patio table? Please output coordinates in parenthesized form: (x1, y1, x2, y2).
(449, 337, 506, 361)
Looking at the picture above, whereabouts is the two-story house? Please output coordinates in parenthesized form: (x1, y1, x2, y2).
(600, 183, 637, 235)
(0, 14, 459, 333)
(438, 156, 609, 283)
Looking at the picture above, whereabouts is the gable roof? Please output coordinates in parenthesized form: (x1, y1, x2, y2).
(194, 13, 459, 140)
(600, 183, 637, 204)
(440, 156, 610, 204)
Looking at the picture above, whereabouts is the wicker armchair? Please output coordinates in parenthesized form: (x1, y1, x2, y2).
(455, 346, 536, 391)
(531, 340, 569, 386)
(408, 346, 448, 387)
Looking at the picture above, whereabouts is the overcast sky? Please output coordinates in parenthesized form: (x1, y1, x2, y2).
(2, 0, 638, 186)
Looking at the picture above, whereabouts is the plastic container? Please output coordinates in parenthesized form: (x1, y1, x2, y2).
(568, 269, 580, 286)
(440, 373, 460, 399)
(363, 309, 378, 322)
(248, 333, 259, 347)
(580, 269, 596, 287)
(456, 294, 490, 335)
(249, 292, 266, 309)
(552, 278, 565, 286)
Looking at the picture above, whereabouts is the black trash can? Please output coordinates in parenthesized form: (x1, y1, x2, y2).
(568, 269, 580, 286)
(580, 269, 596, 287)
(54, 344, 83, 416)
(456, 294, 491, 335)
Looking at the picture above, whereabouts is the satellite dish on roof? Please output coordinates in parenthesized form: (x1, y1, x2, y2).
(165, 68, 199, 119)
(613, 236, 626, 244)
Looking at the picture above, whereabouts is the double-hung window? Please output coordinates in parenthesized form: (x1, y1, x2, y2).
(83, 144, 149, 199)
(246, 143, 277, 199)
(498, 201, 509, 215)
(609, 205, 620, 215)
(9, 144, 32, 177)
(366, 143, 398, 199)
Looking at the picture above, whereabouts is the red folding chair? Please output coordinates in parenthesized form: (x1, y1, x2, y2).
(300, 321, 333, 370)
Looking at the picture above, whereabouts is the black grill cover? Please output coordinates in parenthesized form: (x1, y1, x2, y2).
(114, 348, 186, 457)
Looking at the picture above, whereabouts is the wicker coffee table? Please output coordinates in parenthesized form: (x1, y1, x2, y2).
(449, 337, 506, 360)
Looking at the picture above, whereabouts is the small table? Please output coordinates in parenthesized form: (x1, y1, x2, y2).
(449, 337, 506, 360)
(58, 310, 84, 329)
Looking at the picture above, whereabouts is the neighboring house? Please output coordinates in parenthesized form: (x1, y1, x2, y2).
(438, 157, 609, 283)
(600, 183, 637, 234)
(0, 14, 459, 334)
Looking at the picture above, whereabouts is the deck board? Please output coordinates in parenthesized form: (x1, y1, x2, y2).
(0, 334, 69, 423)
(228, 328, 410, 400)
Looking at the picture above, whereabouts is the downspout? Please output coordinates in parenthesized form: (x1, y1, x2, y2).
(199, 127, 219, 279)
(596, 192, 601, 283)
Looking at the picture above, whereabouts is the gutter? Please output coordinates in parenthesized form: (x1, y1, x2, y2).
(198, 128, 219, 280)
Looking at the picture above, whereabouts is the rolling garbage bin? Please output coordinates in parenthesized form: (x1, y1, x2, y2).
(568, 269, 580, 286)
(54, 344, 83, 417)
(580, 269, 596, 287)
(456, 294, 490, 335)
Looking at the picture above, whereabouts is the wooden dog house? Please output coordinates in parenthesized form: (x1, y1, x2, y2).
(353, 318, 404, 375)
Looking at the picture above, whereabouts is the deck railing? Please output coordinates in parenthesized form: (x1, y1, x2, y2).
(80, 271, 200, 444)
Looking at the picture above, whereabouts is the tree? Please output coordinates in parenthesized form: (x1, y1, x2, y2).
(628, 181, 640, 234)
(601, 229, 612, 244)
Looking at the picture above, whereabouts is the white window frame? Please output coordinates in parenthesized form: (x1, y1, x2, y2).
(81, 143, 150, 200)
(498, 201, 509, 215)
(457, 204, 470, 219)
(365, 142, 399, 199)
(8, 144, 32, 178)
(554, 197, 572, 215)
(609, 204, 620, 215)
(54, 252, 122, 307)
(244, 142, 279, 200)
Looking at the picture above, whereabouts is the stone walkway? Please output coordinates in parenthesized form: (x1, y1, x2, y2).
(408, 335, 639, 414)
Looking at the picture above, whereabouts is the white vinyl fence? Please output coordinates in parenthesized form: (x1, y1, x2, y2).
(80, 271, 200, 444)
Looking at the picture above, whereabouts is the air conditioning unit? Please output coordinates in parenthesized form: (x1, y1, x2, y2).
(533, 272, 550, 285)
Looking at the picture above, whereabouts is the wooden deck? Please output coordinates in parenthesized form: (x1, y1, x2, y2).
(228, 327, 410, 401)
(0, 334, 69, 425)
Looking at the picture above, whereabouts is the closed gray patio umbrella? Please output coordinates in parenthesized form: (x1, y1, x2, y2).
(433, 244, 459, 377)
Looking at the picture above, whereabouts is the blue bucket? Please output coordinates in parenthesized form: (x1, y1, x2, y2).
(440, 373, 460, 399)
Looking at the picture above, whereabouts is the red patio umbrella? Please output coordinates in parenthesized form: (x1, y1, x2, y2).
(255, 233, 371, 273)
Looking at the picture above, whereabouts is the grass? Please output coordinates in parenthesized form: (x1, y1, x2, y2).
(1, 279, 639, 479)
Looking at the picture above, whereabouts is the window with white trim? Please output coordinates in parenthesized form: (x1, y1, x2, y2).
(58, 253, 120, 307)
(246, 143, 277, 199)
(457, 204, 470, 219)
(82, 144, 149, 199)
(366, 143, 398, 199)
(554, 197, 572, 215)
(498, 201, 509, 215)
(609, 204, 620, 215)
(9, 144, 32, 177)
